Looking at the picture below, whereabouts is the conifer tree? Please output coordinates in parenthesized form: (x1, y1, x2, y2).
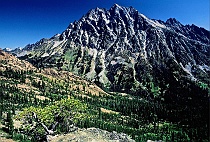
(6, 111, 14, 135)
(0, 109, 2, 120)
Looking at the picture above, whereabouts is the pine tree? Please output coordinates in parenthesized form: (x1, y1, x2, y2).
(98, 108, 102, 120)
(0, 109, 2, 120)
(6, 111, 14, 135)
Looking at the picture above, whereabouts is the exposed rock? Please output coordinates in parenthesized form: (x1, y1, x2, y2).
(147, 140, 163, 142)
(49, 127, 135, 142)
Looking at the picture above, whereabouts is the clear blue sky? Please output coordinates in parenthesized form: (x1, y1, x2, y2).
(0, 0, 209, 49)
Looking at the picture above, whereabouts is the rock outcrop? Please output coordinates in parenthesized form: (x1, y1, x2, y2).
(50, 127, 135, 142)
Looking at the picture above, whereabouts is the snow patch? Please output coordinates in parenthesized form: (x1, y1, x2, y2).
(16, 51, 27, 57)
(41, 53, 49, 58)
(198, 64, 210, 73)
(111, 60, 117, 65)
(101, 13, 110, 24)
(179, 63, 197, 81)
(180, 62, 193, 76)
(110, 57, 126, 65)
(51, 51, 56, 56)
(4, 48, 12, 51)
(140, 14, 166, 29)
(185, 62, 192, 73)
(52, 40, 62, 49)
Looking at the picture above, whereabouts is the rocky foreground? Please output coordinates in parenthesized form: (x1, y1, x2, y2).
(49, 127, 135, 142)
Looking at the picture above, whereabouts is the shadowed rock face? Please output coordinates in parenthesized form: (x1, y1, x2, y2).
(10, 4, 210, 94)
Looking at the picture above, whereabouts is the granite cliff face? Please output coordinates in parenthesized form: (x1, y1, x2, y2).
(11, 4, 210, 93)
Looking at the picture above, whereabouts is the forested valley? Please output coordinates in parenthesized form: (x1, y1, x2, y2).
(0, 50, 209, 142)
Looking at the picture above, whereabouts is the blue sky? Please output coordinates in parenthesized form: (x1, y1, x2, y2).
(0, 0, 209, 49)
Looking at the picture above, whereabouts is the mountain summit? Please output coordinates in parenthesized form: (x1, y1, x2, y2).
(10, 4, 210, 93)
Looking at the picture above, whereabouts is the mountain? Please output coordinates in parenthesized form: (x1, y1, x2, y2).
(2, 4, 210, 141)
(10, 4, 210, 94)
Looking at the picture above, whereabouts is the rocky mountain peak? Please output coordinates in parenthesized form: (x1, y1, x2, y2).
(166, 18, 183, 27)
(9, 4, 210, 94)
(112, 3, 121, 8)
(109, 3, 125, 12)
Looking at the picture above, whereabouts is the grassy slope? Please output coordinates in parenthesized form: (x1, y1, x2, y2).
(0, 49, 137, 141)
